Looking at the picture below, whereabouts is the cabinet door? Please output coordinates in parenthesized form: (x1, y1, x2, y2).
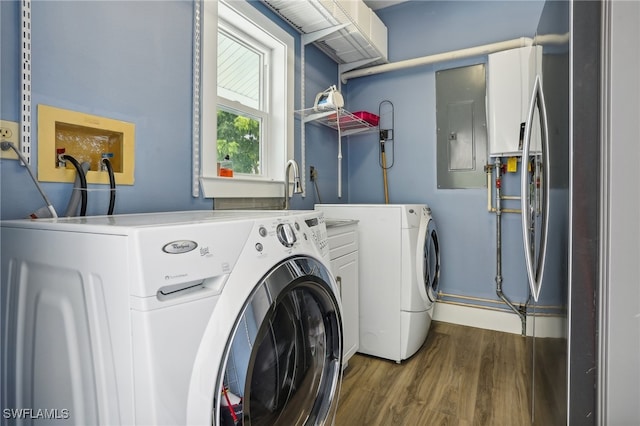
(331, 251, 359, 366)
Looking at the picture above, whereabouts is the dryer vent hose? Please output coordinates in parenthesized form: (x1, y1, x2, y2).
(0, 141, 58, 218)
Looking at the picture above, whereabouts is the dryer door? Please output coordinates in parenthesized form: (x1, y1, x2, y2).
(416, 216, 441, 305)
(217, 256, 342, 426)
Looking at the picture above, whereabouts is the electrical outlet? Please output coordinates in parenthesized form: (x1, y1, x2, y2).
(310, 166, 318, 181)
(0, 120, 20, 160)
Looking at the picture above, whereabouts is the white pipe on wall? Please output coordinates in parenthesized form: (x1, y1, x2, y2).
(341, 37, 533, 83)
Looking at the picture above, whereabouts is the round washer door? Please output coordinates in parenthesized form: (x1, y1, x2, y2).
(416, 215, 441, 305)
(216, 256, 342, 426)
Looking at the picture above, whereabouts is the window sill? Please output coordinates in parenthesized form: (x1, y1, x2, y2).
(200, 176, 285, 198)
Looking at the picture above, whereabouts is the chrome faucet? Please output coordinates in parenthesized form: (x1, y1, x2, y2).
(284, 159, 303, 209)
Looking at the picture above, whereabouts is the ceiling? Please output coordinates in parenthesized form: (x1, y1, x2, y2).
(363, 0, 411, 11)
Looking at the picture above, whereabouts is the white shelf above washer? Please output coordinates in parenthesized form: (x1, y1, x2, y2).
(296, 108, 378, 136)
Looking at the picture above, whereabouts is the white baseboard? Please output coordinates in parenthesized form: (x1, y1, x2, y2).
(433, 301, 566, 338)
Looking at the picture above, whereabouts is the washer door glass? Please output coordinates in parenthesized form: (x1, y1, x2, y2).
(422, 219, 441, 303)
(218, 256, 342, 426)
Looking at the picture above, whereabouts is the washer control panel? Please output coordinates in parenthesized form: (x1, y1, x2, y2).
(253, 212, 330, 259)
(304, 215, 328, 254)
(276, 223, 297, 247)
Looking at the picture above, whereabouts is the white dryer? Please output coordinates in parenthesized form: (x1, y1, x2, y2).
(315, 204, 440, 363)
(0, 210, 342, 425)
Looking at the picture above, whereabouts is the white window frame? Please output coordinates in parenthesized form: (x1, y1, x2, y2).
(198, 0, 294, 198)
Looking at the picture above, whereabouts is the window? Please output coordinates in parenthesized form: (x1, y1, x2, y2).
(197, 0, 294, 198)
(217, 29, 264, 176)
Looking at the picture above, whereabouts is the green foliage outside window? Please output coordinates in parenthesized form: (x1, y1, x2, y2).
(217, 110, 260, 174)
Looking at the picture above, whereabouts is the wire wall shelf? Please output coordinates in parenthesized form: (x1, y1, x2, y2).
(296, 108, 378, 136)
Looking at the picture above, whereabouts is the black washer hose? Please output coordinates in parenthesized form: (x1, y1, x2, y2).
(62, 154, 87, 216)
(102, 158, 116, 215)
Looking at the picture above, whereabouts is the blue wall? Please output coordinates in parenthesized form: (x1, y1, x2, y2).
(292, 43, 349, 207)
(0, 0, 339, 218)
(341, 1, 550, 306)
(1, 0, 562, 308)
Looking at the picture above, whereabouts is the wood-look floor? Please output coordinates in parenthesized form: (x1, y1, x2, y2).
(335, 321, 566, 426)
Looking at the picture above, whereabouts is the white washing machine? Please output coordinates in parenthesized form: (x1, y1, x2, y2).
(315, 204, 440, 363)
(0, 210, 342, 425)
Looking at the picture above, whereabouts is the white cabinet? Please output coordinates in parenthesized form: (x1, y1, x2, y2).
(326, 220, 359, 368)
(262, 0, 388, 66)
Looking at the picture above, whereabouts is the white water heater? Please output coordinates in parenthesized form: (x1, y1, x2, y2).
(487, 46, 542, 157)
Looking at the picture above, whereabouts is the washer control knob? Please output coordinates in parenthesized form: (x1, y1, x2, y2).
(276, 223, 296, 248)
(258, 226, 268, 237)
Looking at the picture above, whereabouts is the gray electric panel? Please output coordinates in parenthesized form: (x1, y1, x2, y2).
(435, 64, 487, 189)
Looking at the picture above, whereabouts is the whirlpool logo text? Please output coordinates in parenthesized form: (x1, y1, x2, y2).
(162, 240, 198, 254)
